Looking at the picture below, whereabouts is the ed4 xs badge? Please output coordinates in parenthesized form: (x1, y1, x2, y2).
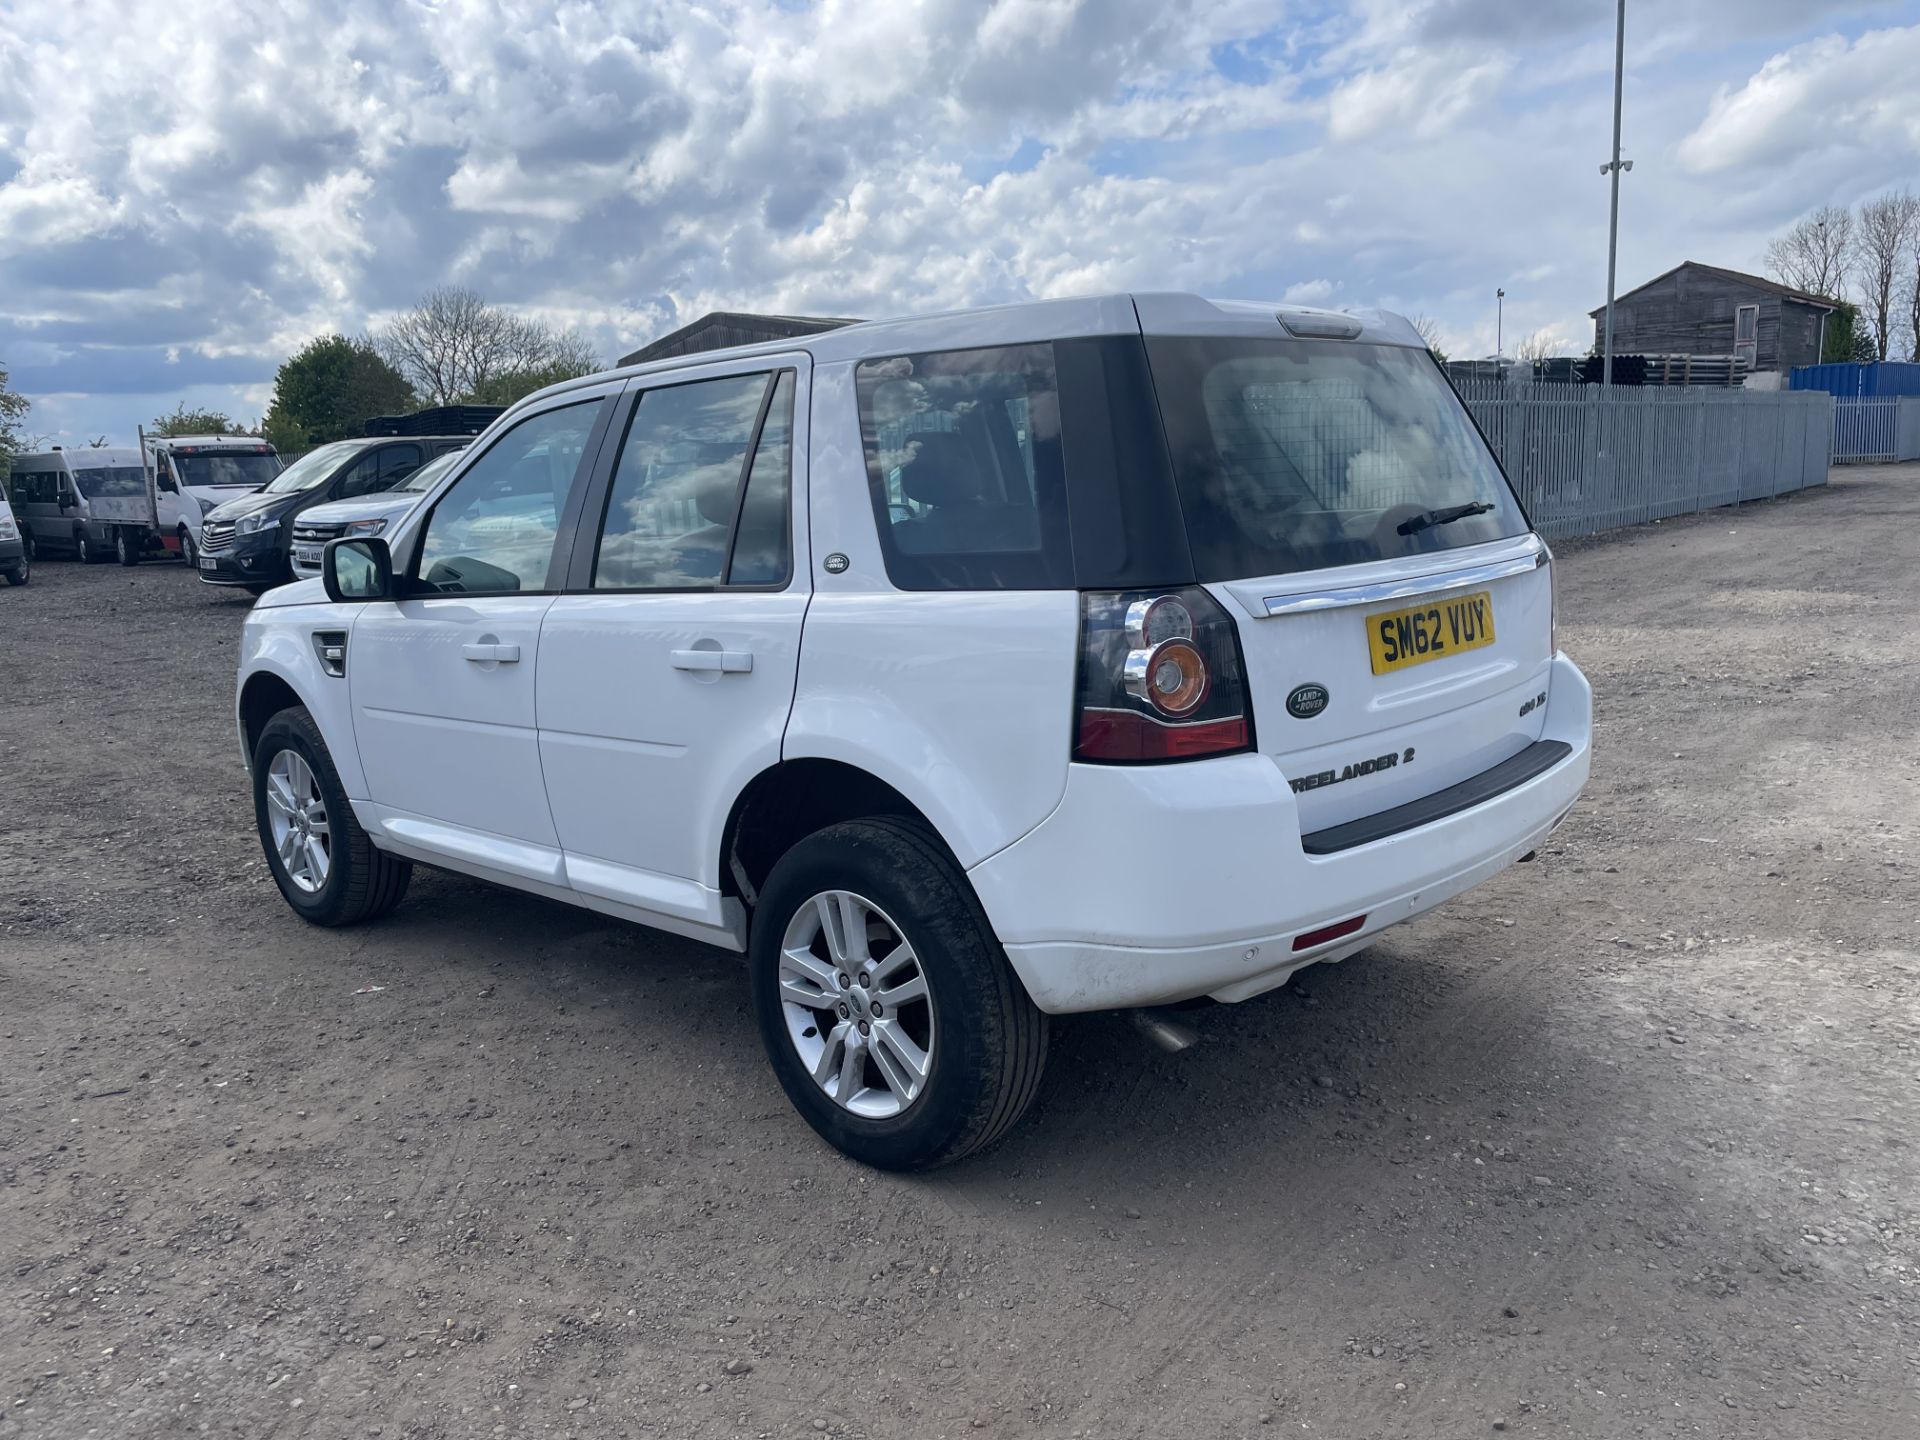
(1286, 682, 1330, 720)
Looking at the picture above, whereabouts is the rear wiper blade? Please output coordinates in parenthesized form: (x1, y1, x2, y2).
(1397, 501, 1494, 536)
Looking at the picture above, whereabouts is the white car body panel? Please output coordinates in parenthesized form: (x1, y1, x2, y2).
(537, 589, 808, 934)
(348, 594, 562, 852)
(234, 597, 370, 797)
(971, 655, 1590, 1012)
(1209, 533, 1556, 832)
(535, 349, 813, 920)
(784, 360, 1078, 869)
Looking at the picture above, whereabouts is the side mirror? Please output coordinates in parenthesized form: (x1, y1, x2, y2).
(322, 537, 396, 603)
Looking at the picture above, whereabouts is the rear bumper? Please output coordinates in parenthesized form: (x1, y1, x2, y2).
(968, 653, 1592, 1013)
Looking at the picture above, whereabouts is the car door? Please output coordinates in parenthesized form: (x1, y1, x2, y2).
(151, 459, 188, 538)
(55, 467, 85, 551)
(536, 358, 810, 942)
(346, 390, 618, 886)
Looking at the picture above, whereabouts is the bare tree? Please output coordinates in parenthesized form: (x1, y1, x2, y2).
(374, 287, 599, 406)
(1409, 313, 1447, 361)
(1855, 190, 1920, 362)
(1908, 230, 1920, 362)
(1765, 205, 1853, 301)
(1514, 329, 1563, 364)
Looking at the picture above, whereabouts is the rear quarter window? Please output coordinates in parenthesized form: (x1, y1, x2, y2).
(855, 343, 1074, 591)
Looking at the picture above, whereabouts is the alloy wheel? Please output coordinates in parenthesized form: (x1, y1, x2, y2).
(265, 749, 332, 893)
(778, 890, 935, 1119)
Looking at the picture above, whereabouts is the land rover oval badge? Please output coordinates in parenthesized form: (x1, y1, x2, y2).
(1286, 682, 1330, 720)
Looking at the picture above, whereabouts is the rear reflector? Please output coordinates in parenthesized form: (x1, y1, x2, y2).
(1292, 914, 1367, 952)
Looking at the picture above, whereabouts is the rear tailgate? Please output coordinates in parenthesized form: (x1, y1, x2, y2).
(1212, 536, 1554, 836)
(1138, 308, 1558, 842)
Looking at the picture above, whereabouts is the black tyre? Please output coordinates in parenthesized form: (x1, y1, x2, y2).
(116, 529, 142, 566)
(3, 557, 25, 586)
(178, 528, 198, 567)
(252, 706, 411, 927)
(749, 818, 1048, 1170)
(75, 531, 97, 564)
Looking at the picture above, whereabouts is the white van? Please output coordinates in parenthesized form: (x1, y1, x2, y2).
(5, 448, 148, 563)
(144, 436, 281, 563)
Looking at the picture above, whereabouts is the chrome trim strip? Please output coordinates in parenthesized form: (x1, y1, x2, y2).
(1261, 540, 1546, 617)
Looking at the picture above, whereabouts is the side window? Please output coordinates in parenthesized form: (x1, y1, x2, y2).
(854, 343, 1071, 591)
(339, 445, 419, 498)
(413, 401, 603, 595)
(379, 444, 423, 486)
(590, 371, 790, 591)
(335, 452, 384, 499)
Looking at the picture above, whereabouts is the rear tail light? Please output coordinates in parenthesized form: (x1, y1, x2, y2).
(1074, 586, 1254, 763)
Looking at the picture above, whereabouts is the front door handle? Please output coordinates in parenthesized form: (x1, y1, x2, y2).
(671, 647, 753, 674)
(462, 641, 521, 664)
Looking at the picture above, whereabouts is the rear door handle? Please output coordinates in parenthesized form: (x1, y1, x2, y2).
(671, 648, 753, 674)
(462, 642, 521, 664)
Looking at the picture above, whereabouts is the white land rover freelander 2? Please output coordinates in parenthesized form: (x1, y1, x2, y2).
(235, 294, 1591, 1169)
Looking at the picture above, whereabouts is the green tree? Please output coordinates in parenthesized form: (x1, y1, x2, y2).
(261, 334, 416, 451)
(0, 364, 29, 473)
(1821, 301, 1867, 363)
(150, 403, 253, 437)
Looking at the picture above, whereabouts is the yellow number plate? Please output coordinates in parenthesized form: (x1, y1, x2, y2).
(1367, 590, 1496, 675)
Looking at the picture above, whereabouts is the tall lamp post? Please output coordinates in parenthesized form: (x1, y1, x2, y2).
(1599, 0, 1632, 386)
(1496, 288, 1505, 358)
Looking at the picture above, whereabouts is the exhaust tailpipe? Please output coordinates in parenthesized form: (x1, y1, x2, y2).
(1132, 1009, 1200, 1053)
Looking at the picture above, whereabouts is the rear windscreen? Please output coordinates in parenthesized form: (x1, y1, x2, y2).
(71, 466, 147, 499)
(1147, 338, 1527, 580)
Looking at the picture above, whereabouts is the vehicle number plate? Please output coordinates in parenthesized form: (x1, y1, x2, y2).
(1367, 590, 1495, 675)
(199, 556, 219, 572)
(293, 544, 322, 566)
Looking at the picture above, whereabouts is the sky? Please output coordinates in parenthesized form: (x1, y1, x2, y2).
(2, 0, 1918, 447)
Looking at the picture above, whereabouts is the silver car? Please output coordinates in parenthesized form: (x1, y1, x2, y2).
(288, 448, 466, 579)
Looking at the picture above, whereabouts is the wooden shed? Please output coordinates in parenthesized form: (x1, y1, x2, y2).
(1590, 263, 1838, 374)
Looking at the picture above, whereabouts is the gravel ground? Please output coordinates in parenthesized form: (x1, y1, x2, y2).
(2, 466, 1916, 1440)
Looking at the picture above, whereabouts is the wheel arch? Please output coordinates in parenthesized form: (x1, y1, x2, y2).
(234, 631, 369, 799)
(719, 758, 960, 914)
(239, 670, 307, 765)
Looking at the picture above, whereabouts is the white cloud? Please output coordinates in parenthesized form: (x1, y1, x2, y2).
(1326, 47, 1514, 142)
(1679, 25, 1920, 179)
(1, 2, 1919, 443)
